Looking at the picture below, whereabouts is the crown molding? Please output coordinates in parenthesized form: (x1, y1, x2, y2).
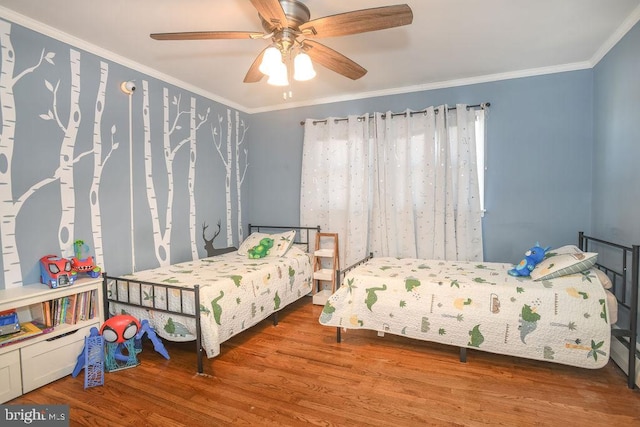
(590, 3, 640, 66)
(246, 62, 593, 114)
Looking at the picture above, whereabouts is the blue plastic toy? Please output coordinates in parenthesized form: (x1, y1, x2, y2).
(72, 327, 104, 389)
(73, 316, 169, 387)
(84, 331, 105, 388)
(137, 319, 170, 360)
(508, 243, 551, 277)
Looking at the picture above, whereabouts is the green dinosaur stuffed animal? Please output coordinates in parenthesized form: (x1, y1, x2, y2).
(248, 237, 274, 259)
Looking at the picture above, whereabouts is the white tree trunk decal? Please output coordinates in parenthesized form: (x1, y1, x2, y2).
(89, 61, 118, 270)
(179, 97, 209, 260)
(143, 84, 209, 266)
(55, 49, 82, 256)
(234, 110, 248, 243)
(212, 114, 233, 246)
(0, 21, 55, 287)
(141, 80, 163, 265)
(188, 97, 197, 258)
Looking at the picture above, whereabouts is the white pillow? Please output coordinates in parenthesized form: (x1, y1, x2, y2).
(544, 245, 583, 257)
(546, 246, 611, 288)
(531, 251, 598, 281)
(269, 230, 297, 257)
(237, 230, 296, 257)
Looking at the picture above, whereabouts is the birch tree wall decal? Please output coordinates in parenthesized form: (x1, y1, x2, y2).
(54, 49, 82, 256)
(0, 20, 246, 287)
(234, 110, 248, 243)
(188, 98, 210, 259)
(212, 113, 234, 247)
(89, 61, 119, 271)
(141, 80, 161, 265)
(142, 82, 209, 267)
(0, 21, 55, 287)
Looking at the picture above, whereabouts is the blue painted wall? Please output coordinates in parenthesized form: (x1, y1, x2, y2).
(593, 20, 640, 340)
(248, 71, 595, 263)
(0, 19, 248, 289)
(593, 21, 640, 245)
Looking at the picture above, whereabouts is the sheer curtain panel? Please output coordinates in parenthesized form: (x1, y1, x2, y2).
(300, 116, 371, 268)
(301, 105, 484, 266)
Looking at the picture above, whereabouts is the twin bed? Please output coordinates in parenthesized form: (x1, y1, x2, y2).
(103, 225, 318, 374)
(320, 232, 638, 388)
(103, 228, 638, 389)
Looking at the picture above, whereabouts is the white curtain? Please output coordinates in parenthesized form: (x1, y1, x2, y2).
(301, 105, 483, 267)
(300, 116, 372, 268)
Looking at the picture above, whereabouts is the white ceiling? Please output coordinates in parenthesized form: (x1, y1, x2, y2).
(1, 0, 639, 113)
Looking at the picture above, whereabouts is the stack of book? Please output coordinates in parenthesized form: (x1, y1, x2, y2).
(40, 289, 98, 328)
(0, 321, 46, 347)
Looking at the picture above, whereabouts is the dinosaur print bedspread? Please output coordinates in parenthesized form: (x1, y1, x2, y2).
(108, 247, 312, 358)
(319, 257, 611, 368)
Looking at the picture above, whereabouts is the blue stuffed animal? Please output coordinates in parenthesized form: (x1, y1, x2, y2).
(508, 243, 551, 277)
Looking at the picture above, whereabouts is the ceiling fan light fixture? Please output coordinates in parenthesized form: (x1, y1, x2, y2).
(267, 61, 289, 86)
(150, 2, 413, 86)
(259, 46, 282, 76)
(293, 52, 316, 81)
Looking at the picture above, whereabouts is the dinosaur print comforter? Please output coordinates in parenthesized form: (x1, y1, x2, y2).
(108, 247, 312, 358)
(319, 257, 612, 368)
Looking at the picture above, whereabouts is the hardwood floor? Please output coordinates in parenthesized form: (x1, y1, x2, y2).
(9, 297, 640, 426)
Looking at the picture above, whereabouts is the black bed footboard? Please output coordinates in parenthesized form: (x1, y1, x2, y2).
(102, 273, 205, 374)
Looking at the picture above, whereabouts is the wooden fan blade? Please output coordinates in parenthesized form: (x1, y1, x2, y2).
(244, 48, 267, 83)
(250, 0, 288, 29)
(150, 31, 264, 41)
(303, 40, 367, 80)
(300, 4, 413, 38)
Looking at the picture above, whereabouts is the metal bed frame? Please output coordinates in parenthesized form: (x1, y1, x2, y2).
(579, 232, 638, 389)
(332, 232, 639, 389)
(103, 224, 319, 374)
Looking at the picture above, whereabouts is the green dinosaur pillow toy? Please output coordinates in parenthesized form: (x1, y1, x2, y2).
(248, 237, 274, 259)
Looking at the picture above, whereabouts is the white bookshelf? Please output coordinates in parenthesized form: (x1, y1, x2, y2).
(0, 277, 103, 403)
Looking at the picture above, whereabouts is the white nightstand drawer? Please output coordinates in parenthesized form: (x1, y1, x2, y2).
(20, 323, 99, 393)
(0, 350, 22, 403)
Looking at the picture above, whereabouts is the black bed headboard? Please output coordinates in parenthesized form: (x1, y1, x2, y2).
(247, 224, 321, 253)
(578, 231, 639, 389)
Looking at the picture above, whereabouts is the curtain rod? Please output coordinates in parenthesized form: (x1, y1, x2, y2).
(299, 102, 490, 126)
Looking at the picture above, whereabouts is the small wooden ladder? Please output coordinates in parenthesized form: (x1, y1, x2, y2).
(312, 233, 339, 306)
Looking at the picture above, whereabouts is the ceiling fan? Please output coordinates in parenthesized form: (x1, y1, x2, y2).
(150, 0, 413, 85)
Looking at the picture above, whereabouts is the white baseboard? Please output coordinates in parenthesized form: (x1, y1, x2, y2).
(610, 337, 640, 388)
